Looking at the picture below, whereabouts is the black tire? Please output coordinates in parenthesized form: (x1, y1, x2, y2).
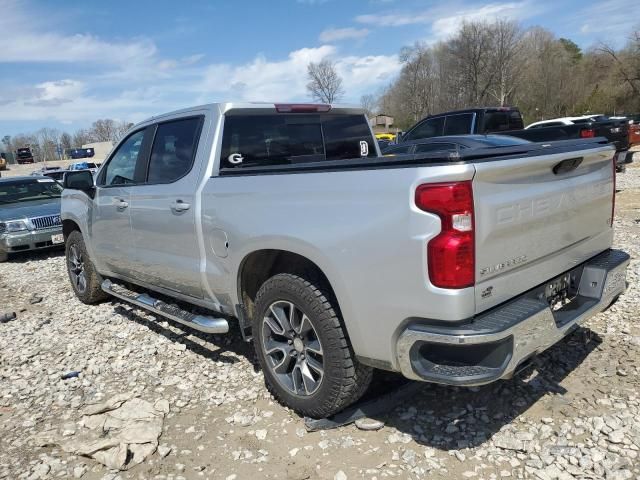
(65, 230, 109, 304)
(0, 251, 7, 263)
(253, 273, 372, 418)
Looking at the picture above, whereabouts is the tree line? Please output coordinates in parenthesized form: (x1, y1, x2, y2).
(307, 20, 640, 130)
(1, 119, 133, 162)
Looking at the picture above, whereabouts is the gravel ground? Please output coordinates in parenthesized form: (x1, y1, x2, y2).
(1, 161, 639, 480)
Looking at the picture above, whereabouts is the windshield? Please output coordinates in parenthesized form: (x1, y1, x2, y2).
(0, 179, 62, 204)
(17, 149, 32, 157)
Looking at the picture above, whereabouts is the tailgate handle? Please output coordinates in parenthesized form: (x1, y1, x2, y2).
(553, 157, 583, 175)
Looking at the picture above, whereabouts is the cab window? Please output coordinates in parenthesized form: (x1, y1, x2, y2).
(147, 117, 202, 184)
(100, 130, 146, 186)
(404, 117, 445, 141)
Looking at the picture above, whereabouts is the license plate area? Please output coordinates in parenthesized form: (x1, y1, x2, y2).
(544, 273, 575, 311)
(51, 234, 64, 245)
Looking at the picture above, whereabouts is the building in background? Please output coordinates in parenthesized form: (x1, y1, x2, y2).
(369, 114, 397, 134)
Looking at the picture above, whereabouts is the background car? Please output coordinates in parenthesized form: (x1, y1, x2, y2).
(525, 115, 606, 129)
(15, 147, 34, 164)
(0, 176, 64, 262)
(69, 147, 95, 159)
(377, 139, 393, 151)
(30, 166, 65, 176)
(382, 134, 531, 156)
(375, 132, 396, 142)
(0, 153, 7, 171)
(68, 161, 99, 174)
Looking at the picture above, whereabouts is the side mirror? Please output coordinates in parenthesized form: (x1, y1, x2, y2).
(64, 170, 95, 196)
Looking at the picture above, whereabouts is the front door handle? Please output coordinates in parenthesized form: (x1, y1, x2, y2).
(114, 198, 128, 209)
(171, 200, 191, 212)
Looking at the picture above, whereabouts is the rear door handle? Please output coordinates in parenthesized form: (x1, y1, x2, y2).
(171, 200, 191, 212)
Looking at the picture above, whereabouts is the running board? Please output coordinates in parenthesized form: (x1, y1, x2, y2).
(101, 279, 229, 334)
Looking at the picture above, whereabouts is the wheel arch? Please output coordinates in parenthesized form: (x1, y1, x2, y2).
(237, 249, 353, 341)
(62, 219, 81, 240)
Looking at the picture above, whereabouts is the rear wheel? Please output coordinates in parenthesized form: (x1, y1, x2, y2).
(65, 230, 108, 304)
(253, 273, 372, 418)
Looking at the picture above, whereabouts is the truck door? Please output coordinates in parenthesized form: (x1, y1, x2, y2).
(92, 129, 148, 277)
(128, 115, 205, 298)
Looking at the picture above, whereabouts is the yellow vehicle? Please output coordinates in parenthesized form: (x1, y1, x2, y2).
(0, 153, 7, 171)
(375, 133, 396, 141)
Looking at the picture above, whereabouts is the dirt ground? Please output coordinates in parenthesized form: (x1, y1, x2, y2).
(0, 157, 639, 480)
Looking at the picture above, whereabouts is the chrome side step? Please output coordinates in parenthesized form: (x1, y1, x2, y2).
(101, 279, 229, 334)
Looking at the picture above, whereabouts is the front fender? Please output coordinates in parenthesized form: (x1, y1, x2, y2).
(61, 190, 99, 268)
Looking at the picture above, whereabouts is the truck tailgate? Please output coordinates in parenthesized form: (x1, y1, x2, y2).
(473, 143, 615, 313)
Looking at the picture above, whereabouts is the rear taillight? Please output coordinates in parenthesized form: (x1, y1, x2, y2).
(580, 128, 595, 138)
(415, 181, 475, 289)
(611, 154, 616, 227)
(274, 103, 331, 113)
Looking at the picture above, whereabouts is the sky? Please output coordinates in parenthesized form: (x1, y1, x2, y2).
(0, 0, 635, 136)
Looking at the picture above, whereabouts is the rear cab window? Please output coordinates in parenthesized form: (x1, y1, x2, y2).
(220, 113, 375, 170)
(443, 114, 473, 135)
(482, 110, 524, 132)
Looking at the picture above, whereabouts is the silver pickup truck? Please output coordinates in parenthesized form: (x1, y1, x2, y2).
(61, 103, 629, 418)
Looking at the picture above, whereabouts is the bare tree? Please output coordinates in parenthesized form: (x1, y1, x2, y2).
(360, 94, 377, 117)
(447, 21, 496, 105)
(35, 128, 61, 162)
(306, 59, 344, 103)
(487, 19, 523, 106)
(59, 132, 72, 151)
(114, 121, 134, 141)
(72, 129, 93, 148)
(598, 31, 640, 99)
(89, 119, 118, 143)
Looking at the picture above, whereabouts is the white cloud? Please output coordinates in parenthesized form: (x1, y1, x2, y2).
(430, 2, 532, 40)
(576, 0, 636, 45)
(336, 55, 401, 93)
(356, 1, 538, 41)
(356, 10, 433, 27)
(0, 1, 156, 65)
(200, 46, 336, 101)
(319, 27, 370, 43)
(199, 46, 401, 103)
(26, 80, 86, 107)
(0, 1, 400, 130)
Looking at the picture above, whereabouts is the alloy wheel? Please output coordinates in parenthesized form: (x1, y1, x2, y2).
(68, 244, 87, 294)
(261, 300, 324, 396)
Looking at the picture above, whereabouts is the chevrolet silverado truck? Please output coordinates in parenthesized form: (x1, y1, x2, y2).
(399, 107, 632, 172)
(61, 103, 629, 418)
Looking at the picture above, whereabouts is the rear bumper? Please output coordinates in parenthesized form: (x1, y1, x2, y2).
(0, 227, 64, 255)
(615, 150, 633, 172)
(396, 249, 629, 386)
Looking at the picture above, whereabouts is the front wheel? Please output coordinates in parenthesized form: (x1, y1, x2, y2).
(65, 230, 109, 304)
(253, 273, 372, 418)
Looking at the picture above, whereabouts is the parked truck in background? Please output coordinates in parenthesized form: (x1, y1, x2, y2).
(61, 102, 629, 418)
(15, 147, 35, 164)
(399, 107, 632, 171)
